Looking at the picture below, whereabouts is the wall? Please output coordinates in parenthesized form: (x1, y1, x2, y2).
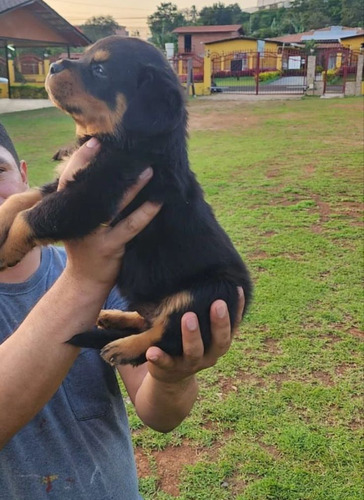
(341, 36, 364, 52)
(177, 31, 240, 57)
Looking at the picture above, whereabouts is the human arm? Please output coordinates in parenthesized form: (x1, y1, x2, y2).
(119, 288, 245, 433)
(0, 140, 160, 449)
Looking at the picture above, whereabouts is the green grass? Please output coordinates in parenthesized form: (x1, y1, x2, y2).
(1, 96, 363, 499)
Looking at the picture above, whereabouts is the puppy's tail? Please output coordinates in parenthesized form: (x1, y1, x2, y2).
(67, 328, 139, 350)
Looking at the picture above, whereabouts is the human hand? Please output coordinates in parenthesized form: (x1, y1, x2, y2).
(145, 287, 245, 385)
(60, 138, 161, 289)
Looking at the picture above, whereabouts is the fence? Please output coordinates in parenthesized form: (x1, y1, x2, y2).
(210, 49, 308, 95)
(315, 48, 360, 94)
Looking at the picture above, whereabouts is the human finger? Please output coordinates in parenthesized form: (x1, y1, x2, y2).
(207, 300, 232, 361)
(109, 201, 162, 244)
(58, 137, 101, 190)
(232, 287, 245, 334)
(180, 312, 204, 365)
(117, 167, 154, 212)
(146, 346, 174, 370)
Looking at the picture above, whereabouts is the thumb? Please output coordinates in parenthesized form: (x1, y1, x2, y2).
(58, 137, 101, 190)
(146, 346, 174, 370)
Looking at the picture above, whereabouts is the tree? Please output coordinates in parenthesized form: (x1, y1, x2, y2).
(182, 5, 199, 24)
(147, 3, 186, 49)
(341, 0, 364, 26)
(81, 16, 120, 43)
(198, 3, 244, 25)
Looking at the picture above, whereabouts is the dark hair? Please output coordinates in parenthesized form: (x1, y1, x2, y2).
(0, 122, 20, 168)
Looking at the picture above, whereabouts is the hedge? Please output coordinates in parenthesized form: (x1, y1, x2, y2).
(10, 85, 48, 99)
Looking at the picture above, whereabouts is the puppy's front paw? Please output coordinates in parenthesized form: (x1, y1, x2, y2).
(0, 213, 35, 270)
(101, 336, 146, 366)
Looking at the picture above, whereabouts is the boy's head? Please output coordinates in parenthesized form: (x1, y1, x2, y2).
(0, 123, 20, 168)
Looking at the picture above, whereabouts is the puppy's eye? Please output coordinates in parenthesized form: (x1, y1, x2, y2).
(91, 63, 107, 78)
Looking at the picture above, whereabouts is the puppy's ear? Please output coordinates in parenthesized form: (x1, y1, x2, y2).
(123, 65, 184, 136)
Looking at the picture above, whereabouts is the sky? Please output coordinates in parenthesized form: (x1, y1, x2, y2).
(47, 0, 258, 38)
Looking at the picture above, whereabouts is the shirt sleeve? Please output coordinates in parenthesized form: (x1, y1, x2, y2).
(104, 286, 129, 311)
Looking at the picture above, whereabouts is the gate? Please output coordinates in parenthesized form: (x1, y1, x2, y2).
(211, 49, 307, 94)
(317, 48, 359, 94)
(172, 54, 204, 86)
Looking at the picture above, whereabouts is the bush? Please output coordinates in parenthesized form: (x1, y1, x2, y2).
(259, 70, 281, 82)
(324, 68, 338, 83)
(10, 85, 48, 99)
(213, 69, 254, 78)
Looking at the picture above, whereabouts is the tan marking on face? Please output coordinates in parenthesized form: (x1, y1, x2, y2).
(93, 49, 110, 63)
(74, 93, 127, 137)
(46, 66, 127, 137)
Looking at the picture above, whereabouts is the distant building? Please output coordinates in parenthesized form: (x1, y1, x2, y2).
(173, 25, 243, 57)
(270, 26, 364, 47)
(257, 0, 292, 10)
(243, 0, 293, 13)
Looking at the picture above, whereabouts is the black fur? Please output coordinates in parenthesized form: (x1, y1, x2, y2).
(26, 37, 253, 364)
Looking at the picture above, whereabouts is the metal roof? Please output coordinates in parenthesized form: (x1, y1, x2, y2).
(301, 26, 359, 41)
(270, 26, 364, 44)
(0, 0, 90, 47)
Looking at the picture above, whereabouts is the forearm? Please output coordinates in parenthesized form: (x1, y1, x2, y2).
(0, 269, 110, 448)
(134, 373, 198, 433)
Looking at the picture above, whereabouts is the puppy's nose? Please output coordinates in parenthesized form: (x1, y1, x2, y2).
(50, 62, 64, 75)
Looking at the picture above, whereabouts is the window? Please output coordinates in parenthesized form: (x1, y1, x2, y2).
(184, 35, 192, 53)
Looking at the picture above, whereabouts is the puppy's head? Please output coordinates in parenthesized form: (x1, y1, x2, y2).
(45, 36, 185, 140)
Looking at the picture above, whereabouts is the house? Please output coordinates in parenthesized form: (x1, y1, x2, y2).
(270, 26, 364, 50)
(340, 30, 364, 52)
(173, 25, 243, 58)
(270, 26, 363, 72)
(205, 36, 281, 73)
(0, 0, 90, 97)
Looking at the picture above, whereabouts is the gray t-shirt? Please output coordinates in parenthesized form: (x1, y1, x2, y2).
(0, 246, 142, 499)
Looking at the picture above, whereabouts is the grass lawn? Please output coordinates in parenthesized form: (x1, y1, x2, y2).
(214, 77, 256, 87)
(1, 96, 363, 499)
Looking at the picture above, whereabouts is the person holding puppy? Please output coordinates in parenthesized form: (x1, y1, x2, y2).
(0, 123, 244, 499)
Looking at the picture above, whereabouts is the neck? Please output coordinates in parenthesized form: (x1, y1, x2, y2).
(0, 247, 41, 284)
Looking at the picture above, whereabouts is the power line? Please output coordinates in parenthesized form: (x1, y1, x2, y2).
(49, 0, 151, 10)
(66, 17, 148, 21)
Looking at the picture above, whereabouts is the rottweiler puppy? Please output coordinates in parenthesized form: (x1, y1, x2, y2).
(0, 36, 252, 366)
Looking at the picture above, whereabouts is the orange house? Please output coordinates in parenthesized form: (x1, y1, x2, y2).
(173, 25, 243, 58)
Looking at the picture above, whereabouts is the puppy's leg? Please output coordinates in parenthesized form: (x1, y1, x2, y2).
(100, 291, 193, 366)
(101, 322, 165, 366)
(0, 163, 127, 269)
(97, 310, 148, 330)
(0, 190, 42, 247)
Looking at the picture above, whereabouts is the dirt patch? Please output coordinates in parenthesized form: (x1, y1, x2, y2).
(311, 370, 334, 386)
(303, 164, 316, 177)
(135, 442, 203, 497)
(311, 194, 331, 223)
(265, 167, 281, 179)
(270, 373, 291, 389)
(258, 440, 282, 459)
(335, 362, 357, 376)
(249, 250, 269, 260)
(188, 109, 259, 132)
(264, 338, 282, 355)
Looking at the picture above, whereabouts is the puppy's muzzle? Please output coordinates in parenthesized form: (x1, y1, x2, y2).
(50, 62, 65, 75)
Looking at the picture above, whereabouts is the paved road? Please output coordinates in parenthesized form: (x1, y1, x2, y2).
(0, 99, 54, 114)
